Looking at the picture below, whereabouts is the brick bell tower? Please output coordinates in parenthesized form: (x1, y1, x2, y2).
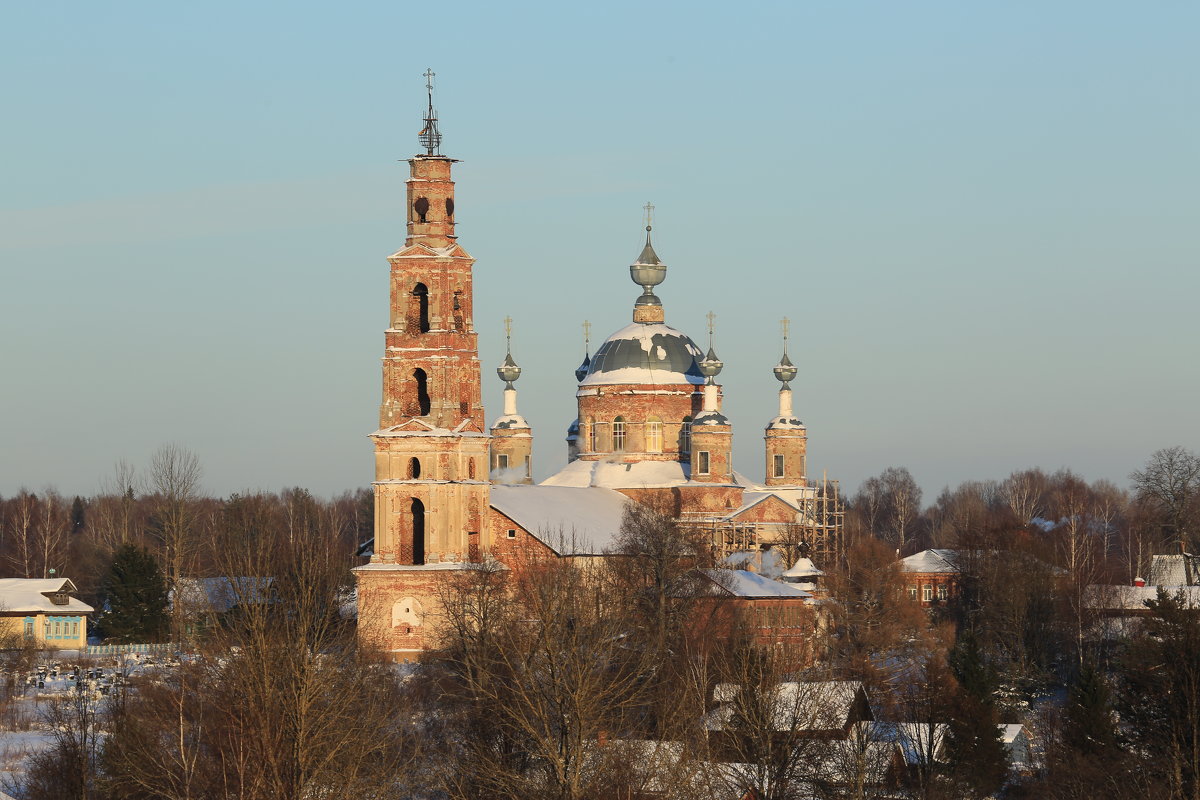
(355, 71, 491, 660)
(764, 319, 808, 487)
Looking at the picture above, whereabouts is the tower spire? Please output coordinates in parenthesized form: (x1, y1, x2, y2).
(418, 68, 442, 156)
(631, 203, 666, 323)
(575, 320, 593, 382)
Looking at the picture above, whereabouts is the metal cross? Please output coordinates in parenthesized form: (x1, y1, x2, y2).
(706, 311, 717, 347)
(781, 317, 791, 346)
(643, 201, 655, 230)
(582, 320, 592, 350)
(423, 68, 436, 92)
(504, 315, 512, 349)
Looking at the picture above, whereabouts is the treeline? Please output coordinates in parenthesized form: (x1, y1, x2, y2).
(0, 445, 372, 623)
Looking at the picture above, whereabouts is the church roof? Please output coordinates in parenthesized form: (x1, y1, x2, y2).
(701, 568, 812, 599)
(578, 322, 705, 387)
(542, 458, 691, 489)
(490, 485, 630, 556)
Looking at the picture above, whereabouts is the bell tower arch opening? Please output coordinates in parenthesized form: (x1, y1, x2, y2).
(410, 498, 426, 565)
(413, 368, 431, 416)
(410, 284, 430, 333)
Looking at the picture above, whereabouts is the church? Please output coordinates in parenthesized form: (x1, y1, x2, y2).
(354, 82, 843, 660)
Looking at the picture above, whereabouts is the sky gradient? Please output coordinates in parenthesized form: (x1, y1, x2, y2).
(2, 1, 1197, 501)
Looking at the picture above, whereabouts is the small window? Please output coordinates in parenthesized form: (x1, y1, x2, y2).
(524, 454, 531, 477)
(445, 197, 455, 218)
(922, 584, 933, 602)
(497, 453, 509, 470)
(587, 417, 596, 452)
(773, 454, 785, 478)
(507, 529, 517, 539)
(409, 458, 421, 480)
(680, 417, 692, 453)
(646, 417, 662, 453)
(612, 417, 627, 452)
(697, 451, 710, 475)
(908, 586, 917, 601)
(937, 584, 948, 601)
(468, 459, 476, 479)
(23, 618, 33, 638)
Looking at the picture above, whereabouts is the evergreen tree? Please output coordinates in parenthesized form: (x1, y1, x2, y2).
(1063, 664, 1116, 757)
(100, 545, 169, 643)
(944, 632, 1009, 797)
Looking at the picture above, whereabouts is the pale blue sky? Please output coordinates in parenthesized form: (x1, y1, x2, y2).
(2, 1, 1196, 500)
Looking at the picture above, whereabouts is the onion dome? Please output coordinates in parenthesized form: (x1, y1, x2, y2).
(574, 353, 591, 383)
(630, 226, 666, 310)
(699, 346, 724, 380)
(579, 322, 705, 387)
(773, 352, 797, 387)
(497, 352, 521, 388)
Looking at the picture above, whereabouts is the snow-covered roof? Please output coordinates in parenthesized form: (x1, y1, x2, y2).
(173, 577, 275, 613)
(899, 549, 962, 574)
(491, 413, 531, 431)
(490, 485, 630, 556)
(0, 578, 93, 614)
(866, 721, 947, 765)
(701, 569, 812, 600)
(706, 681, 868, 732)
(1084, 584, 1200, 611)
(766, 415, 806, 430)
(723, 549, 787, 578)
(1148, 554, 1200, 586)
(578, 322, 705, 387)
(541, 457, 691, 489)
(782, 557, 825, 580)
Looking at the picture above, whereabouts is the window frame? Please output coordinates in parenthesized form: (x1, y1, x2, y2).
(697, 450, 711, 476)
(612, 416, 627, 452)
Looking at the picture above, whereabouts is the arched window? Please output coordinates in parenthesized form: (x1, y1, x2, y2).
(646, 416, 663, 453)
(680, 416, 692, 453)
(413, 196, 430, 223)
(408, 457, 421, 480)
(411, 498, 426, 566)
(413, 369, 430, 416)
(468, 459, 476, 479)
(445, 197, 455, 218)
(612, 417, 627, 452)
(410, 284, 430, 334)
(587, 417, 596, 452)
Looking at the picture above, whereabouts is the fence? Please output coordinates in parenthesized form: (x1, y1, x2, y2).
(84, 643, 174, 657)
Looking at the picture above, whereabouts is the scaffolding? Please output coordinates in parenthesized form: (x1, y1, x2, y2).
(686, 474, 845, 570)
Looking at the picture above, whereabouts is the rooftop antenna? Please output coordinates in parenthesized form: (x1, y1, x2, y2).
(418, 68, 442, 156)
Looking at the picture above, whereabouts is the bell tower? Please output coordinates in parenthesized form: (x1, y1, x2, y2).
(764, 318, 808, 486)
(356, 71, 491, 660)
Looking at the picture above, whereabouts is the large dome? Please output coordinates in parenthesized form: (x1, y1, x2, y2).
(579, 322, 705, 387)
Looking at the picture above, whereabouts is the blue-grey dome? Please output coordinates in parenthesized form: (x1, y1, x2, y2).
(579, 322, 705, 387)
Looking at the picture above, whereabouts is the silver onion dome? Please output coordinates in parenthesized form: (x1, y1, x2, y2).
(773, 352, 797, 387)
(630, 226, 666, 307)
(497, 352, 522, 387)
(698, 346, 724, 380)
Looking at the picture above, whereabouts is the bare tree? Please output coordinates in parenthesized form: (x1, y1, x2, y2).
(1131, 446, 1200, 550)
(35, 488, 70, 579)
(1000, 468, 1048, 525)
(880, 467, 923, 554)
(5, 490, 38, 578)
(147, 444, 202, 643)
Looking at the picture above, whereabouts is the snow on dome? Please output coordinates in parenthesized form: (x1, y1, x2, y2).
(579, 322, 705, 387)
(541, 458, 691, 489)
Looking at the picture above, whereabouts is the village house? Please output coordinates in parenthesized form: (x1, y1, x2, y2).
(0, 577, 93, 650)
